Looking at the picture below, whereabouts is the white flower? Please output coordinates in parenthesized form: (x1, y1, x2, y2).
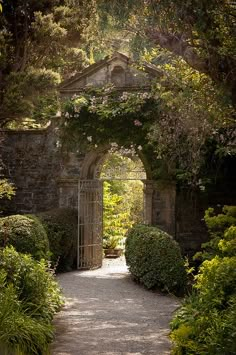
(142, 92, 150, 99)
(102, 96, 108, 105)
(90, 96, 97, 105)
(137, 145, 142, 151)
(121, 92, 129, 101)
(87, 136, 92, 142)
(89, 104, 97, 113)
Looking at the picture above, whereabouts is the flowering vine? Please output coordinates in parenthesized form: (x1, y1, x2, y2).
(60, 79, 234, 187)
(62, 85, 158, 156)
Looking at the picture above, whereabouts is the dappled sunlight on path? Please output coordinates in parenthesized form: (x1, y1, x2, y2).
(51, 257, 179, 355)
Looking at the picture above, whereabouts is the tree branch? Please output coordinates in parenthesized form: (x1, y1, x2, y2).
(145, 28, 208, 74)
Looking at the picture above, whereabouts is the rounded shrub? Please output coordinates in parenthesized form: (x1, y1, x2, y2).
(125, 224, 187, 294)
(0, 214, 49, 260)
(37, 208, 78, 271)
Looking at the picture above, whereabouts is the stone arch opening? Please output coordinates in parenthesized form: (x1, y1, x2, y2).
(79, 145, 152, 180)
(100, 151, 146, 256)
(77, 146, 154, 270)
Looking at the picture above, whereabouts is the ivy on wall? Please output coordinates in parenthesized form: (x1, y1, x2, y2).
(61, 85, 171, 180)
(61, 67, 235, 187)
(62, 86, 157, 147)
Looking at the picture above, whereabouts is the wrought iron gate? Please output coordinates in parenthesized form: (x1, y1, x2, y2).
(78, 179, 103, 269)
(77, 152, 147, 270)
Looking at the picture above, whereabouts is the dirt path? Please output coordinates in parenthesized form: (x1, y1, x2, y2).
(51, 257, 179, 355)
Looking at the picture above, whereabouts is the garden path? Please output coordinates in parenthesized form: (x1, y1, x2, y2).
(51, 257, 179, 355)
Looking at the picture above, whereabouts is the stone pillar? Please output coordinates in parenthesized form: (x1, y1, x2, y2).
(58, 178, 78, 209)
(143, 180, 154, 224)
(152, 181, 176, 236)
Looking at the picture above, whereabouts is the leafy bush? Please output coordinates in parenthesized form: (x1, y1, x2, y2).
(37, 208, 77, 271)
(194, 205, 236, 260)
(171, 205, 236, 354)
(0, 247, 63, 354)
(205, 206, 236, 232)
(171, 257, 236, 355)
(0, 272, 53, 355)
(0, 246, 62, 321)
(125, 224, 187, 294)
(0, 179, 15, 201)
(218, 226, 236, 256)
(0, 215, 49, 260)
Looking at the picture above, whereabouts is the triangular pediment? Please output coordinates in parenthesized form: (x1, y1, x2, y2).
(59, 52, 160, 97)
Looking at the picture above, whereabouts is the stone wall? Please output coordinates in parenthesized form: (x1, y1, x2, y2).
(0, 124, 61, 214)
(1, 123, 235, 257)
(175, 159, 236, 257)
(175, 189, 208, 256)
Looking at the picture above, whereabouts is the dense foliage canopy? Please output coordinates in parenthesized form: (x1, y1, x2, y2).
(98, 0, 236, 107)
(0, 0, 97, 127)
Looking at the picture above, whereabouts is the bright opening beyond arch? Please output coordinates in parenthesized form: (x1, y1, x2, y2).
(100, 151, 146, 257)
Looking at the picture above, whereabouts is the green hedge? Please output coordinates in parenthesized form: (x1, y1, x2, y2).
(0, 246, 63, 354)
(37, 208, 77, 271)
(125, 224, 187, 294)
(0, 215, 49, 260)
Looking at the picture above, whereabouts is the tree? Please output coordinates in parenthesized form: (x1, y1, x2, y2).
(98, 0, 236, 107)
(94, 1, 235, 185)
(146, 58, 235, 185)
(0, 0, 97, 127)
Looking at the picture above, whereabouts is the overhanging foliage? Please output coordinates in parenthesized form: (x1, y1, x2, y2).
(61, 62, 235, 186)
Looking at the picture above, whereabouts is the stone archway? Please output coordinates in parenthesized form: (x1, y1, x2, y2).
(57, 52, 177, 269)
(76, 146, 153, 269)
(57, 143, 176, 270)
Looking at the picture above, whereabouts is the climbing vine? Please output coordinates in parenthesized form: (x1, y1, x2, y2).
(62, 85, 157, 149)
(61, 62, 235, 186)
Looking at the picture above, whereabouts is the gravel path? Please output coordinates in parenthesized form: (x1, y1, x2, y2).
(51, 257, 179, 355)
